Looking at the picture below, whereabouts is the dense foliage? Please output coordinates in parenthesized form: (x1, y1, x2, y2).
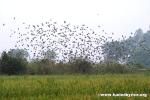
(0, 49, 28, 75)
(0, 49, 142, 75)
(102, 29, 150, 67)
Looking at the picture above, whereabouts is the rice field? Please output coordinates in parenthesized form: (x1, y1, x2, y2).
(0, 74, 150, 100)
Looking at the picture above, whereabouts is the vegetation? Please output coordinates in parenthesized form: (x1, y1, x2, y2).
(0, 19, 150, 100)
(0, 21, 149, 75)
(69, 58, 93, 74)
(0, 50, 28, 75)
(0, 18, 149, 75)
(102, 29, 150, 67)
(0, 47, 148, 75)
(93, 61, 130, 74)
(0, 74, 149, 100)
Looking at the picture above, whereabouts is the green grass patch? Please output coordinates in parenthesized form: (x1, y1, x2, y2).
(0, 74, 149, 100)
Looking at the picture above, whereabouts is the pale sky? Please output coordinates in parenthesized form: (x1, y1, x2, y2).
(0, 0, 150, 52)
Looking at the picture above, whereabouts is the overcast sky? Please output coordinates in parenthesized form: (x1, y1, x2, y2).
(0, 0, 150, 52)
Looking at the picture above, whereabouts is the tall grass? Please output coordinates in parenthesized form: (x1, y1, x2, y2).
(0, 74, 149, 100)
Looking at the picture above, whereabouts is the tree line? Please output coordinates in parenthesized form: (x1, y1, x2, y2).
(0, 49, 130, 75)
(103, 28, 150, 67)
(1, 26, 150, 75)
(0, 41, 148, 75)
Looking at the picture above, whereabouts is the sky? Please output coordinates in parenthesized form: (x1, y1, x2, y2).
(0, 0, 150, 52)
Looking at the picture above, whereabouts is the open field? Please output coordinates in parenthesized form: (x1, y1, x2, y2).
(0, 74, 150, 100)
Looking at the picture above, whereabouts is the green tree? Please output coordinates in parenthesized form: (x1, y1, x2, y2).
(8, 49, 29, 59)
(42, 50, 57, 61)
(70, 57, 92, 74)
(102, 40, 129, 63)
(0, 49, 28, 75)
(128, 30, 150, 66)
(102, 28, 146, 64)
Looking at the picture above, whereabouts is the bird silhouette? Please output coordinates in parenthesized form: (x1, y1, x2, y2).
(10, 18, 128, 63)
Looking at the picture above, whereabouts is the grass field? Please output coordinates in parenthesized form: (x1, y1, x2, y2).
(0, 74, 150, 100)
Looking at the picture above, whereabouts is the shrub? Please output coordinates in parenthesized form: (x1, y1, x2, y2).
(27, 59, 56, 75)
(53, 62, 71, 74)
(94, 61, 129, 74)
(70, 58, 93, 74)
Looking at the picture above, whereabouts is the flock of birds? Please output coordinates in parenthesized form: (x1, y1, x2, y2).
(1, 17, 146, 63)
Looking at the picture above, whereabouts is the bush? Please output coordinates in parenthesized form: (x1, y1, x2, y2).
(94, 61, 129, 74)
(70, 58, 93, 74)
(27, 59, 56, 75)
(53, 62, 71, 74)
